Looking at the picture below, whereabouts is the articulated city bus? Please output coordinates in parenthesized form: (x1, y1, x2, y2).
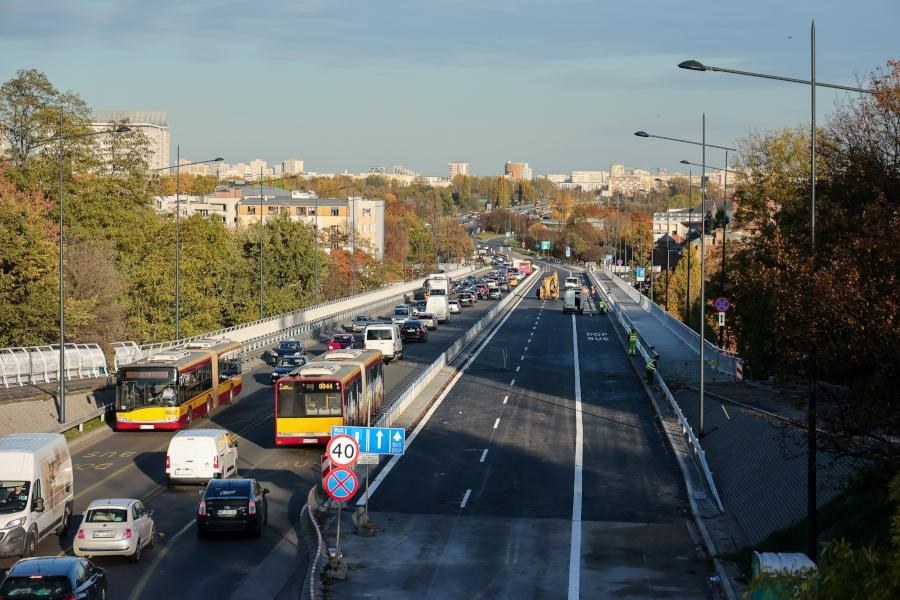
(115, 339, 242, 431)
(274, 348, 384, 445)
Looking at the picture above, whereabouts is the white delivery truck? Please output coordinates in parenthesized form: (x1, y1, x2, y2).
(563, 289, 584, 314)
(424, 273, 451, 322)
(0, 433, 74, 557)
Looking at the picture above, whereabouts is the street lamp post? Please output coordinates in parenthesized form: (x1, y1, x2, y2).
(46, 114, 130, 424)
(156, 152, 223, 341)
(259, 166, 265, 320)
(679, 26, 875, 559)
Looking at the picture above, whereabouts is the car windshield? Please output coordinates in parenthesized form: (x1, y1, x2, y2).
(0, 481, 30, 514)
(0, 576, 72, 596)
(277, 341, 301, 353)
(205, 481, 252, 498)
(276, 356, 303, 368)
(85, 508, 128, 522)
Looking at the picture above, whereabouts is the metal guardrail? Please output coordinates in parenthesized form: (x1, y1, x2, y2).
(588, 269, 725, 513)
(601, 268, 739, 377)
(0, 344, 108, 388)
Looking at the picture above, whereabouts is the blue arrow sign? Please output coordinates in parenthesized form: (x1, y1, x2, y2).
(324, 468, 358, 501)
(331, 426, 406, 455)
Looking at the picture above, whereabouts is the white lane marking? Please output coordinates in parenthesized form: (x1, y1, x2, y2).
(520, 355, 525, 361)
(480, 449, 489, 463)
(568, 314, 583, 600)
(524, 346, 528, 352)
(503, 395, 508, 405)
(358, 284, 532, 506)
(493, 418, 500, 429)
(460, 489, 472, 508)
(515, 365, 521, 372)
(510, 378, 516, 386)
(128, 518, 197, 600)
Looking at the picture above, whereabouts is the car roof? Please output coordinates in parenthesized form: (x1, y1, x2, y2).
(206, 478, 255, 490)
(86, 498, 138, 509)
(8, 556, 83, 576)
(172, 428, 229, 439)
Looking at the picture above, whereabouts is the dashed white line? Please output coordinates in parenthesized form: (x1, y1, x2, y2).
(460, 489, 472, 508)
(524, 346, 528, 352)
(480, 449, 489, 463)
(493, 418, 500, 429)
(520, 355, 525, 361)
(510, 378, 516, 386)
(515, 365, 521, 372)
(503, 395, 509, 405)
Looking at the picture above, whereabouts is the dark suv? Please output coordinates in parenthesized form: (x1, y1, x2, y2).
(197, 478, 269, 538)
(267, 339, 304, 363)
(0, 556, 107, 600)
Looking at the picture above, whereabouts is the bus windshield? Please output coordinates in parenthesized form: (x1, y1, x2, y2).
(277, 382, 342, 417)
(117, 367, 178, 410)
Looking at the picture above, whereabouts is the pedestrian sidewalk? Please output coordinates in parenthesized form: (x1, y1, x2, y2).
(591, 269, 855, 581)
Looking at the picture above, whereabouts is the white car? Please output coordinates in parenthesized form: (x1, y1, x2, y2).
(448, 300, 461, 314)
(74, 498, 155, 563)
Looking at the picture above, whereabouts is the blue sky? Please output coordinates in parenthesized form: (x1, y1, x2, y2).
(1, 0, 895, 177)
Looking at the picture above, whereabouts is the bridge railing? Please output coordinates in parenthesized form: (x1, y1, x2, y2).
(0, 343, 109, 388)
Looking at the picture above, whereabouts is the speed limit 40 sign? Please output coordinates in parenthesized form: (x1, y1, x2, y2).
(326, 434, 360, 468)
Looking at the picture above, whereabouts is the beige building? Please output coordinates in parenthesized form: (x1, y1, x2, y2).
(448, 162, 469, 179)
(504, 161, 533, 181)
(91, 110, 170, 171)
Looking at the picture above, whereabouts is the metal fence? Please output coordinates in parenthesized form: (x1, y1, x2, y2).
(0, 344, 108, 388)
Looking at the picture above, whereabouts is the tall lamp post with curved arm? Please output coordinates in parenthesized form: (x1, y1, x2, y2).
(679, 23, 875, 560)
(153, 149, 224, 340)
(31, 114, 130, 424)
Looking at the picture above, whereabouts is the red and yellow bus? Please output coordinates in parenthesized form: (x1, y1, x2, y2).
(115, 339, 243, 431)
(274, 348, 384, 445)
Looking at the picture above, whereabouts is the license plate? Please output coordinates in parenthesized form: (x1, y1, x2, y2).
(140, 424, 154, 430)
(217, 509, 237, 517)
(175, 469, 192, 475)
(93, 531, 116, 538)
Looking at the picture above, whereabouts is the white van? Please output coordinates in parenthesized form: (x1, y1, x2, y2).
(0, 433, 74, 557)
(165, 429, 239, 486)
(564, 276, 580, 290)
(563, 289, 584, 314)
(425, 294, 450, 323)
(364, 323, 403, 363)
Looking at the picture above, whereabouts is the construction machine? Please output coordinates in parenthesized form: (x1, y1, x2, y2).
(537, 272, 559, 300)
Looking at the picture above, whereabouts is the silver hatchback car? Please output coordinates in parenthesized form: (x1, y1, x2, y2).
(73, 498, 155, 563)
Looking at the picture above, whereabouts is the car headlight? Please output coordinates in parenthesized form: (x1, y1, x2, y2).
(4, 516, 26, 529)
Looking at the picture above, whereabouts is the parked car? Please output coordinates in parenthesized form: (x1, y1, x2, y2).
(448, 300, 461, 314)
(400, 320, 428, 342)
(197, 478, 269, 538)
(327, 333, 356, 350)
(0, 557, 107, 599)
(418, 313, 438, 330)
(73, 498, 155, 563)
(270, 354, 308, 384)
(351, 315, 379, 333)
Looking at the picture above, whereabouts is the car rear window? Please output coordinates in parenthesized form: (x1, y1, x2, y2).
(366, 329, 392, 340)
(86, 508, 127, 522)
(0, 575, 73, 596)
(205, 481, 252, 498)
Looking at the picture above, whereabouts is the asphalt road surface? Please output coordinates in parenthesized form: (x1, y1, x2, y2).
(0, 294, 500, 600)
(330, 266, 714, 599)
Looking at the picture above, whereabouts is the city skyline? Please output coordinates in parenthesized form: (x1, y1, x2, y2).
(1, 0, 895, 175)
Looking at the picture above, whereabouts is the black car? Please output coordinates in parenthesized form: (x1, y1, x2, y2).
(400, 320, 428, 342)
(197, 478, 269, 537)
(270, 354, 308, 384)
(267, 339, 304, 362)
(0, 556, 107, 600)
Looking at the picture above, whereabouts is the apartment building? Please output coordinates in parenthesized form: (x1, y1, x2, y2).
(91, 110, 170, 171)
(448, 162, 469, 179)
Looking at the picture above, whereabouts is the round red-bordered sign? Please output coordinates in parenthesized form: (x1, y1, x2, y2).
(323, 467, 359, 502)
(326, 434, 360, 468)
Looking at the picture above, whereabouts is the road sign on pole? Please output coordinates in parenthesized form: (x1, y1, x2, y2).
(713, 296, 732, 312)
(323, 467, 359, 502)
(718, 311, 726, 327)
(331, 426, 406, 455)
(326, 434, 360, 468)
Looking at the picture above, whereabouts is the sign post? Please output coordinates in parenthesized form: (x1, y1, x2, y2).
(713, 296, 731, 348)
(324, 435, 360, 560)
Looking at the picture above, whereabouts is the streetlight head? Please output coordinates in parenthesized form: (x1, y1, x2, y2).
(678, 60, 708, 71)
(213, 157, 224, 162)
(114, 126, 131, 133)
(680, 160, 691, 165)
(634, 131, 650, 138)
